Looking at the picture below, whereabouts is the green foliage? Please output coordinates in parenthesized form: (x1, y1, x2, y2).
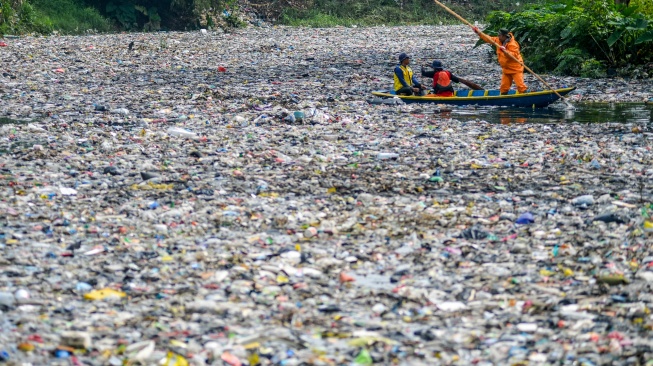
(580, 58, 607, 78)
(482, 0, 653, 77)
(1, 1, 47, 34)
(448, 0, 546, 21)
(223, 12, 246, 28)
(1, 0, 17, 35)
(218, 1, 246, 29)
(4, 0, 244, 33)
(280, 10, 355, 27)
(1, 0, 111, 35)
(0, 0, 552, 34)
(278, 0, 441, 27)
(135, 6, 161, 31)
(555, 48, 588, 76)
(105, 1, 136, 29)
(33, 0, 110, 33)
(278, 0, 545, 27)
(105, 1, 160, 30)
(632, 0, 653, 15)
(100, 0, 244, 31)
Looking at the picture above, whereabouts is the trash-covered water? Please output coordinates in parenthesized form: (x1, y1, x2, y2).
(448, 103, 653, 124)
(1, 26, 653, 366)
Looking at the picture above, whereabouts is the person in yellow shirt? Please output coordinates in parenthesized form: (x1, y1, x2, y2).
(473, 27, 528, 95)
(393, 53, 426, 96)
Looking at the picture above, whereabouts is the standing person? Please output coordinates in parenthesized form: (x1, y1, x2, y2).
(473, 27, 528, 95)
(393, 53, 426, 96)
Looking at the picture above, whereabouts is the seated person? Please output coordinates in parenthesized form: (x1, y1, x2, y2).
(421, 60, 483, 96)
(394, 53, 426, 96)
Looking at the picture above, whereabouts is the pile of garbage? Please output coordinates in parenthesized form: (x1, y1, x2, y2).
(1, 26, 653, 365)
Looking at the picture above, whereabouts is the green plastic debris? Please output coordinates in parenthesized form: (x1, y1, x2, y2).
(354, 349, 373, 365)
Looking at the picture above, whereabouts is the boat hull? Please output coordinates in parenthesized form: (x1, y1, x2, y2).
(371, 87, 576, 108)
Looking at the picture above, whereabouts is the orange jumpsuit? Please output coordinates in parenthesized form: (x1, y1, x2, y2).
(479, 32, 528, 94)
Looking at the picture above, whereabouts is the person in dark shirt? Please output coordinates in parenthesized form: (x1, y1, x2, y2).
(421, 60, 482, 96)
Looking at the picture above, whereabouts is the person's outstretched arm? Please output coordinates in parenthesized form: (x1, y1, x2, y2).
(421, 66, 435, 78)
(473, 27, 499, 47)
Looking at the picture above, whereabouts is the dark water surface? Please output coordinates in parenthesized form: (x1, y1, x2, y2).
(448, 103, 653, 124)
(0, 117, 29, 125)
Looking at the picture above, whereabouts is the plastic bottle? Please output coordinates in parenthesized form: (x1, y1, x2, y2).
(167, 127, 198, 139)
(75, 282, 93, 293)
(572, 195, 595, 207)
(111, 108, 129, 115)
(429, 168, 443, 182)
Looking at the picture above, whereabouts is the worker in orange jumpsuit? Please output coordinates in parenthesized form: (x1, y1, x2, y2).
(473, 27, 528, 95)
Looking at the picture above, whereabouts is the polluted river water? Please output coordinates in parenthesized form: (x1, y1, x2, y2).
(449, 103, 653, 125)
(1, 26, 653, 365)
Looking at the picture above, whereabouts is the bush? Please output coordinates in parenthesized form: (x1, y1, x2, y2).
(1, 1, 52, 35)
(1, 4, 12, 34)
(580, 58, 607, 78)
(1, 0, 112, 35)
(481, 0, 653, 77)
(632, 0, 653, 15)
(31, 0, 112, 34)
(277, 0, 546, 27)
(223, 12, 247, 28)
(92, 0, 246, 31)
(278, 0, 449, 27)
(2, 0, 246, 34)
(555, 48, 589, 76)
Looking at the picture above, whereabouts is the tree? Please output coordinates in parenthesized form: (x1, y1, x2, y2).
(90, 0, 241, 30)
(1, 0, 24, 32)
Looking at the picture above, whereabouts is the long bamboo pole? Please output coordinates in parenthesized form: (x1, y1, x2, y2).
(433, 0, 574, 107)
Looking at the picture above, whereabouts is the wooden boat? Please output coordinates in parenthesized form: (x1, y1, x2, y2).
(371, 87, 576, 108)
